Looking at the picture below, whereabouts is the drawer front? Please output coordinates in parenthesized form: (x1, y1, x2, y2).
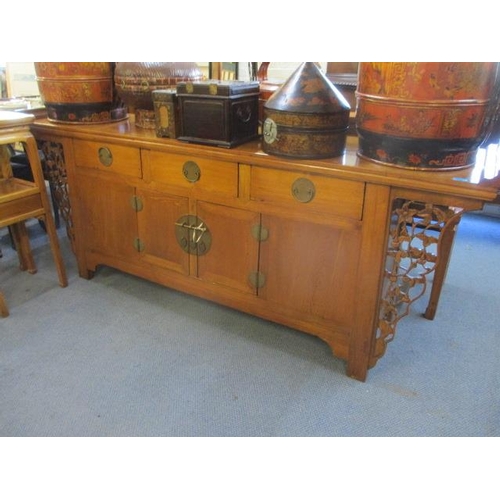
(147, 151, 238, 198)
(73, 139, 142, 178)
(250, 167, 365, 220)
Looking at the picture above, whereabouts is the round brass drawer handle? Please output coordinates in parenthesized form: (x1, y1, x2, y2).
(291, 178, 316, 203)
(98, 147, 113, 167)
(183, 161, 201, 183)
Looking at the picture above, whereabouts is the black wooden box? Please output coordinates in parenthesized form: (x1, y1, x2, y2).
(176, 80, 260, 148)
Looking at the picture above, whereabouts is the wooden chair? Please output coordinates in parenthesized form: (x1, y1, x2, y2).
(0, 110, 67, 317)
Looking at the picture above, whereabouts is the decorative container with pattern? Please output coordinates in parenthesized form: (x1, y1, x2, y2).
(262, 62, 351, 159)
(176, 80, 260, 148)
(114, 62, 203, 129)
(152, 89, 179, 138)
(34, 62, 127, 124)
(356, 62, 500, 170)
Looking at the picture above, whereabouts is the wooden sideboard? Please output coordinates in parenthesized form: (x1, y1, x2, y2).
(31, 117, 500, 381)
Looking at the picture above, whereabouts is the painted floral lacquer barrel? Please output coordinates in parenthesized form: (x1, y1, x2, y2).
(356, 62, 499, 169)
(35, 62, 127, 124)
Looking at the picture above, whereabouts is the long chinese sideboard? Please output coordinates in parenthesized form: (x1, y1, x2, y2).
(31, 117, 500, 381)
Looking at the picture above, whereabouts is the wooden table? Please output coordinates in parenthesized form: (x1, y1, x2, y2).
(31, 117, 500, 381)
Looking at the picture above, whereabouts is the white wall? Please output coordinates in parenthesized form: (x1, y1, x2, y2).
(4, 62, 39, 97)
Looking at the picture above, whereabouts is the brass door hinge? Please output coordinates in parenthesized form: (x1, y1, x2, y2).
(248, 271, 266, 289)
(251, 224, 269, 242)
(133, 237, 145, 252)
(130, 195, 144, 212)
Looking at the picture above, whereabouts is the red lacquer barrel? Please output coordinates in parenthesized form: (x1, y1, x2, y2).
(35, 62, 127, 124)
(356, 62, 500, 170)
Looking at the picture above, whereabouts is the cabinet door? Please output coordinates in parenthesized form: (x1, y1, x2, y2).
(195, 201, 260, 295)
(74, 170, 138, 261)
(136, 188, 190, 275)
(258, 214, 361, 330)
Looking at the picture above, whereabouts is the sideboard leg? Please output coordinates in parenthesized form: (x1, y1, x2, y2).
(346, 360, 368, 382)
(348, 184, 392, 382)
(79, 268, 95, 280)
(424, 216, 460, 320)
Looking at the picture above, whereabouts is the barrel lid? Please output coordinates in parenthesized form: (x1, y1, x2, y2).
(264, 62, 351, 114)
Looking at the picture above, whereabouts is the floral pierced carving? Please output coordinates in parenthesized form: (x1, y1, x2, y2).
(38, 140, 74, 248)
(372, 199, 464, 364)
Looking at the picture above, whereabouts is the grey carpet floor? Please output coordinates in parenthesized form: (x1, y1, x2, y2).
(0, 212, 499, 436)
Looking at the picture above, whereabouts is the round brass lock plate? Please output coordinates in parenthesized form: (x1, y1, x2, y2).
(182, 161, 201, 183)
(263, 118, 278, 144)
(291, 178, 316, 203)
(175, 215, 211, 255)
(98, 147, 113, 167)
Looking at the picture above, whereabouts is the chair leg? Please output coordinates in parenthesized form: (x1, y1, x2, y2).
(9, 222, 37, 274)
(0, 291, 9, 317)
(39, 213, 67, 287)
(23, 136, 68, 288)
(424, 216, 461, 320)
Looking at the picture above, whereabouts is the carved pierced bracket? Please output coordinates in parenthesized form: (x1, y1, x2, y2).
(38, 140, 74, 248)
(371, 199, 464, 364)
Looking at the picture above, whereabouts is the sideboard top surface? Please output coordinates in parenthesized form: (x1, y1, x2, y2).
(31, 117, 500, 203)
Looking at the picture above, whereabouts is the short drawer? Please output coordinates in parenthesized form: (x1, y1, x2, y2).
(73, 139, 142, 178)
(250, 166, 365, 220)
(147, 150, 238, 198)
